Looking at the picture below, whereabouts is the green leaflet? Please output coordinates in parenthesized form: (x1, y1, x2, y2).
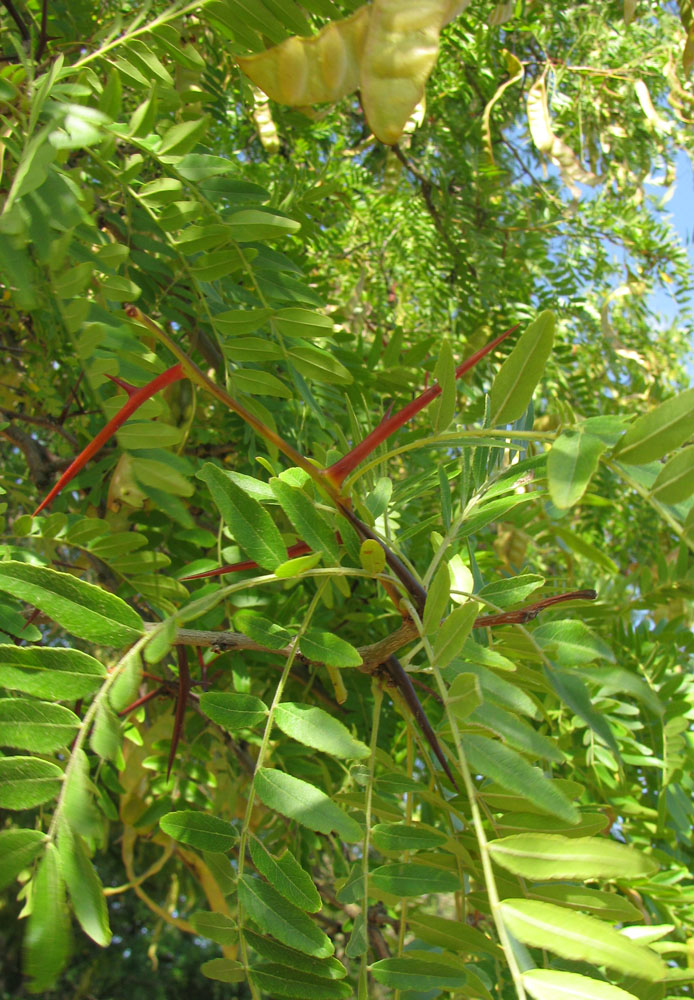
(468, 702, 565, 762)
(489, 833, 658, 880)
(407, 911, 502, 958)
(433, 601, 480, 667)
(446, 672, 483, 720)
(159, 811, 238, 852)
(299, 629, 362, 667)
(238, 874, 333, 957)
(432, 337, 456, 433)
(523, 969, 640, 1000)
(459, 494, 535, 536)
(62, 749, 102, 841)
(0, 756, 63, 809)
(461, 734, 578, 823)
(274, 307, 333, 338)
(245, 929, 347, 979)
(477, 573, 544, 610)
(0, 829, 47, 890)
(254, 768, 363, 841)
(500, 899, 666, 981)
(57, 820, 111, 946)
(423, 560, 451, 634)
(190, 911, 237, 945)
(534, 619, 614, 665)
(226, 208, 300, 241)
(108, 650, 142, 713)
(371, 952, 468, 991)
(0, 604, 42, 641)
(369, 862, 461, 896)
(249, 836, 321, 912)
(527, 885, 643, 923)
(197, 463, 287, 571)
(200, 958, 246, 983)
(200, 692, 269, 731)
(496, 811, 610, 838)
(548, 428, 607, 509)
(289, 345, 353, 385)
(371, 822, 447, 852)
(24, 843, 71, 991)
(270, 477, 340, 562)
(650, 444, 694, 503)
(234, 610, 292, 649)
(489, 311, 555, 426)
(0, 698, 79, 752)
(274, 552, 323, 577)
(89, 702, 122, 762)
(547, 668, 619, 755)
(250, 963, 352, 999)
(0, 562, 143, 646)
(274, 703, 370, 758)
(615, 387, 694, 465)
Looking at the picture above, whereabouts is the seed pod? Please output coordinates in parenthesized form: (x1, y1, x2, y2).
(236, 6, 369, 107)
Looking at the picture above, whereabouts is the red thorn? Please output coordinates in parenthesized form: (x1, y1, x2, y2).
(104, 373, 139, 397)
(323, 325, 518, 489)
(181, 540, 312, 581)
(32, 364, 185, 515)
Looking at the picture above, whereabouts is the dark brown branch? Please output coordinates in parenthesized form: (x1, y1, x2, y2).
(1, 0, 29, 41)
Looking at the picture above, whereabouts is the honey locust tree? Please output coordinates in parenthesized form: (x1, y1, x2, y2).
(1, 1, 694, 998)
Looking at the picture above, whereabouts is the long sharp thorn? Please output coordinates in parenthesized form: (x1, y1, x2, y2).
(385, 655, 459, 791)
(323, 324, 518, 489)
(33, 363, 185, 515)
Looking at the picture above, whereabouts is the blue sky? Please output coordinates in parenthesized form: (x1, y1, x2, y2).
(648, 148, 694, 383)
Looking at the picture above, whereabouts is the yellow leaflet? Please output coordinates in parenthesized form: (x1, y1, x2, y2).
(526, 75, 598, 197)
(236, 7, 369, 108)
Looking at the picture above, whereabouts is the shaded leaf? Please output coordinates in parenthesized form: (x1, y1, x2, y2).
(461, 734, 578, 823)
(238, 874, 333, 957)
(371, 952, 468, 990)
(249, 837, 321, 912)
(197, 463, 287, 570)
(200, 691, 269, 731)
(299, 629, 362, 667)
(369, 862, 461, 896)
(24, 843, 71, 991)
(0, 829, 47, 890)
(371, 823, 447, 852)
(159, 811, 238, 852)
(250, 962, 351, 999)
(58, 821, 111, 946)
(274, 703, 369, 758)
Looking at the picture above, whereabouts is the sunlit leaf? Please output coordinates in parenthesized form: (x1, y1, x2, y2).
(254, 768, 363, 841)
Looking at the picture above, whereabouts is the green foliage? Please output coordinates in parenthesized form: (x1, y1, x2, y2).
(1, 0, 694, 998)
